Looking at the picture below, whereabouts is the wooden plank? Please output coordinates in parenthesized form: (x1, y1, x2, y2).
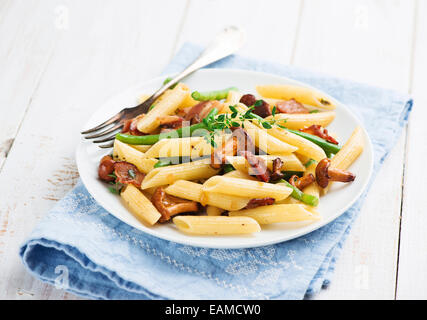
(0, 0, 58, 170)
(0, 0, 188, 299)
(396, 0, 427, 300)
(174, 0, 302, 62)
(291, 0, 414, 299)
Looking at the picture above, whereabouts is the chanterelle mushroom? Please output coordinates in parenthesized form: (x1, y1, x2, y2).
(152, 187, 199, 222)
(289, 173, 315, 190)
(315, 158, 356, 188)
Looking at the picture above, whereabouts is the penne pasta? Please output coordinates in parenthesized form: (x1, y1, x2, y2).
(243, 120, 298, 154)
(330, 126, 364, 170)
(206, 206, 224, 216)
(141, 159, 219, 189)
(113, 139, 157, 174)
(164, 180, 203, 202)
(165, 180, 252, 211)
(173, 216, 261, 235)
(144, 137, 206, 158)
(256, 84, 336, 110)
(323, 126, 364, 194)
(229, 204, 321, 224)
(130, 144, 152, 153)
(264, 111, 336, 130)
(121, 185, 161, 225)
(265, 127, 327, 161)
(202, 176, 292, 201)
(137, 83, 189, 133)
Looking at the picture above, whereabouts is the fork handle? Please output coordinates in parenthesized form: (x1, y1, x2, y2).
(141, 26, 246, 111)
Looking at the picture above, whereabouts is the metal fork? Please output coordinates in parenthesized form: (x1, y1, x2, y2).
(81, 26, 246, 148)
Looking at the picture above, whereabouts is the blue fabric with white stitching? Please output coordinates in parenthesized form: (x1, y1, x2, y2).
(20, 43, 412, 300)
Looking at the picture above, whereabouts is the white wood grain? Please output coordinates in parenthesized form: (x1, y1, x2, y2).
(0, 0, 58, 170)
(396, 0, 427, 300)
(291, 0, 414, 299)
(174, 0, 302, 62)
(0, 0, 188, 299)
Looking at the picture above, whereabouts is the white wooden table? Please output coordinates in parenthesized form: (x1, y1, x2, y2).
(0, 0, 425, 300)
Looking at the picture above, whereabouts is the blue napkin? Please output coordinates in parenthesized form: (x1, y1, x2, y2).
(20, 43, 412, 300)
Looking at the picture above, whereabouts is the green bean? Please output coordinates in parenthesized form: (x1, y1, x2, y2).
(154, 159, 172, 168)
(115, 108, 219, 145)
(163, 77, 177, 89)
(277, 179, 319, 207)
(285, 128, 341, 155)
(191, 87, 238, 101)
(222, 164, 236, 174)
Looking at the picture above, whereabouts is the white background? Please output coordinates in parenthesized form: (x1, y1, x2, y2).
(0, 0, 425, 299)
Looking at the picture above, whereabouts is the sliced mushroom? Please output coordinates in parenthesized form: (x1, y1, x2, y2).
(122, 114, 145, 136)
(114, 162, 145, 188)
(315, 158, 355, 188)
(98, 155, 116, 182)
(240, 151, 271, 182)
(270, 157, 284, 181)
(289, 173, 315, 190)
(152, 187, 199, 222)
(244, 197, 275, 209)
(300, 125, 338, 145)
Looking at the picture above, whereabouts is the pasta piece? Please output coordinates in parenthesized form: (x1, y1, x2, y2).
(330, 126, 364, 170)
(301, 160, 320, 203)
(323, 126, 364, 193)
(137, 83, 189, 133)
(173, 216, 261, 235)
(130, 145, 152, 153)
(165, 180, 252, 211)
(264, 111, 335, 130)
(140, 159, 219, 189)
(243, 120, 298, 154)
(226, 154, 306, 173)
(206, 206, 224, 216)
(144, 137, 206, 158)
(229, 204, 321, 224)
(164, 180, 203, 202)
(121, 185, 161, 225)
(179, 91, 199, 109)
(256, 84, 336, 110)
(113, 140, 157, 174)
(223, 170, 257, 180)
(202, 176, 292, 201)
(265, 127, 326, 161)
(200, 191, 252, 211)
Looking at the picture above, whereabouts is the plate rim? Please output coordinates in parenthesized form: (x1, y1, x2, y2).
(76, 68, 374, 249)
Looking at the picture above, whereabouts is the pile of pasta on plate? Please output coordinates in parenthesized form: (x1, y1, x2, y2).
(97, 80, 364, 236)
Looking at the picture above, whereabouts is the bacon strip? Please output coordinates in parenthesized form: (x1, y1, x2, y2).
(240, 151, 271, 182)
(300, 125, 339, 145)
(245, 197, 275, 209)
(114, 162, 145, 188)
(276, 99, 309, 114)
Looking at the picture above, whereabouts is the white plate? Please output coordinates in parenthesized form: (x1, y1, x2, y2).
(76, 68, 373, 249)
